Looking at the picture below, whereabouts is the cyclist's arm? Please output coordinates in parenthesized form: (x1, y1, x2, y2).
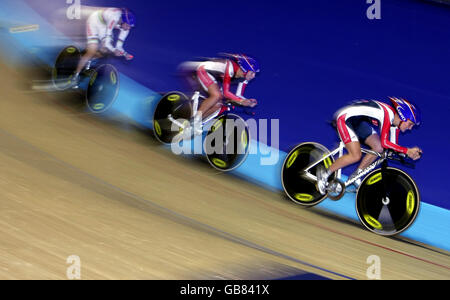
(387, 123, 421, 159)
(236, 80, 249, 99)
(223, 61, 246, 103)
(380, 108, 408, 154)
(115, 29, 130, 53)
(389, 126, 400, 145)
(103, 10, 121, 52)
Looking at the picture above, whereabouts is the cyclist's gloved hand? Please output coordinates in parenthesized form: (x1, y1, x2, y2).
(244, 98, 257, 108)
(228, 98, 256, 107)
(124, 52, 134, 60)
(407, 147, 422, 160)
(114, 48, 134, 60)
(114, 49, 124, 56)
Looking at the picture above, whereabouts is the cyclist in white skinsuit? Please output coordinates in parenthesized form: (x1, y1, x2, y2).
(70, 8, 135, 87)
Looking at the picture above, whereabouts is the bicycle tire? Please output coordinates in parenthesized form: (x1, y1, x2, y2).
(356, 167, 420, 236)
(52, 46, 81, 90)
(86, 64, 120, 114)
(281, 142, 336, 206)
(153, 91, 192, 144)
(204, 113, 250, 172)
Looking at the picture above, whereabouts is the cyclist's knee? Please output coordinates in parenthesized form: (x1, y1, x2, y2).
(209, 91, 222, 103)
(373, 145, 384, 154)
(349, 152, 362, 163)
(345, 142, 362, 163)
(212, 102, 222, 110)
(86, 44, 98, 56)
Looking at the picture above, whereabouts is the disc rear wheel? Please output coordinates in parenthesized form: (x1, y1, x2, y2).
(153, 92, 192, 144)
(281, 142, 336, 206)
(52, 46, 81, 90)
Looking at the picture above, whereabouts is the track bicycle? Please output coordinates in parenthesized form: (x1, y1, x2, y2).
(281, 141, 421, 236)
(152, 91, 252, 171)
(52, 45, 121, 113)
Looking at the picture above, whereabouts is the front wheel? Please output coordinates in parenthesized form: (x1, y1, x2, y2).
(203, 113, 250, 172)
(356, 167, 420, 236)
(86, 64, 120, 113)
(281, 142, 336, 206)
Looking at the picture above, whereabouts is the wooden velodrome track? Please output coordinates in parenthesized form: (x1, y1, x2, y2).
(0, 61, 448, 280)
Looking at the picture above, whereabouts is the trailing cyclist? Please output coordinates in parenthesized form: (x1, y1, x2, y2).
(316, 97, 423, 195)
(69, 7, 136, 88)
(178, 53, 260, 135)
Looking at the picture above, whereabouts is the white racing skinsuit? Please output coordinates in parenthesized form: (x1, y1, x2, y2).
(86, 8, 129, 54)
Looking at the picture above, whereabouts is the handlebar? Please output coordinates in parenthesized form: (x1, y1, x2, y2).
(96, 47, 133, 60)
(225, 102, 256, 116)
(386, 150, 419, 169)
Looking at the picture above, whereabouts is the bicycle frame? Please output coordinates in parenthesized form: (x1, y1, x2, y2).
(302, 142, 388, 187)
(167, 91, 228, 130)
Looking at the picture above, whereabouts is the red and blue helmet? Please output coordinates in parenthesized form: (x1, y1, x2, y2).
(121, 8, 136, 27)
(223, 53, 260, 74)
(389, 97, 421, 125)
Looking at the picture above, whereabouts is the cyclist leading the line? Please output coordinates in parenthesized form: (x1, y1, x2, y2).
(71, 7, 136, 86)
(179, 53, 260, 134)
(316, 97, 423, 195)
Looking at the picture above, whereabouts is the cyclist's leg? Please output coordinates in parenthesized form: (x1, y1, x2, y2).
(195, 67, 222, 120)
(74, 17, 100, 76)
(75, 43, 98, 75)
(192, 84, 222, 136)
(329, 114, 362, 173)
(203, 101, 223, 118)
(348, 123, 380, 181)
(346, 133, 383, 191)
(358, 133, 383, 170)
(317, 114, 362, 194)
(317, 141, 361, 194)
(329, 142, 362, 173)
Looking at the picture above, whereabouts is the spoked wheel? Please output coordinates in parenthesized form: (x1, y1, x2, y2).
(356, 167, 420, 236)
(203, 113, 250, 172)
(281, 142, 336, 206)
(153, 92, 192, 144)
(86, 64, 120, 113)
(52, 46, 81, 90)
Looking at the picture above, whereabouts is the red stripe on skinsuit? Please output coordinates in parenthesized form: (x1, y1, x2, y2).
(223, 61, 242, 102)
(337, 114, 351, 144)
(379, 104, 408, 154)
(197, 66, 214, 88)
